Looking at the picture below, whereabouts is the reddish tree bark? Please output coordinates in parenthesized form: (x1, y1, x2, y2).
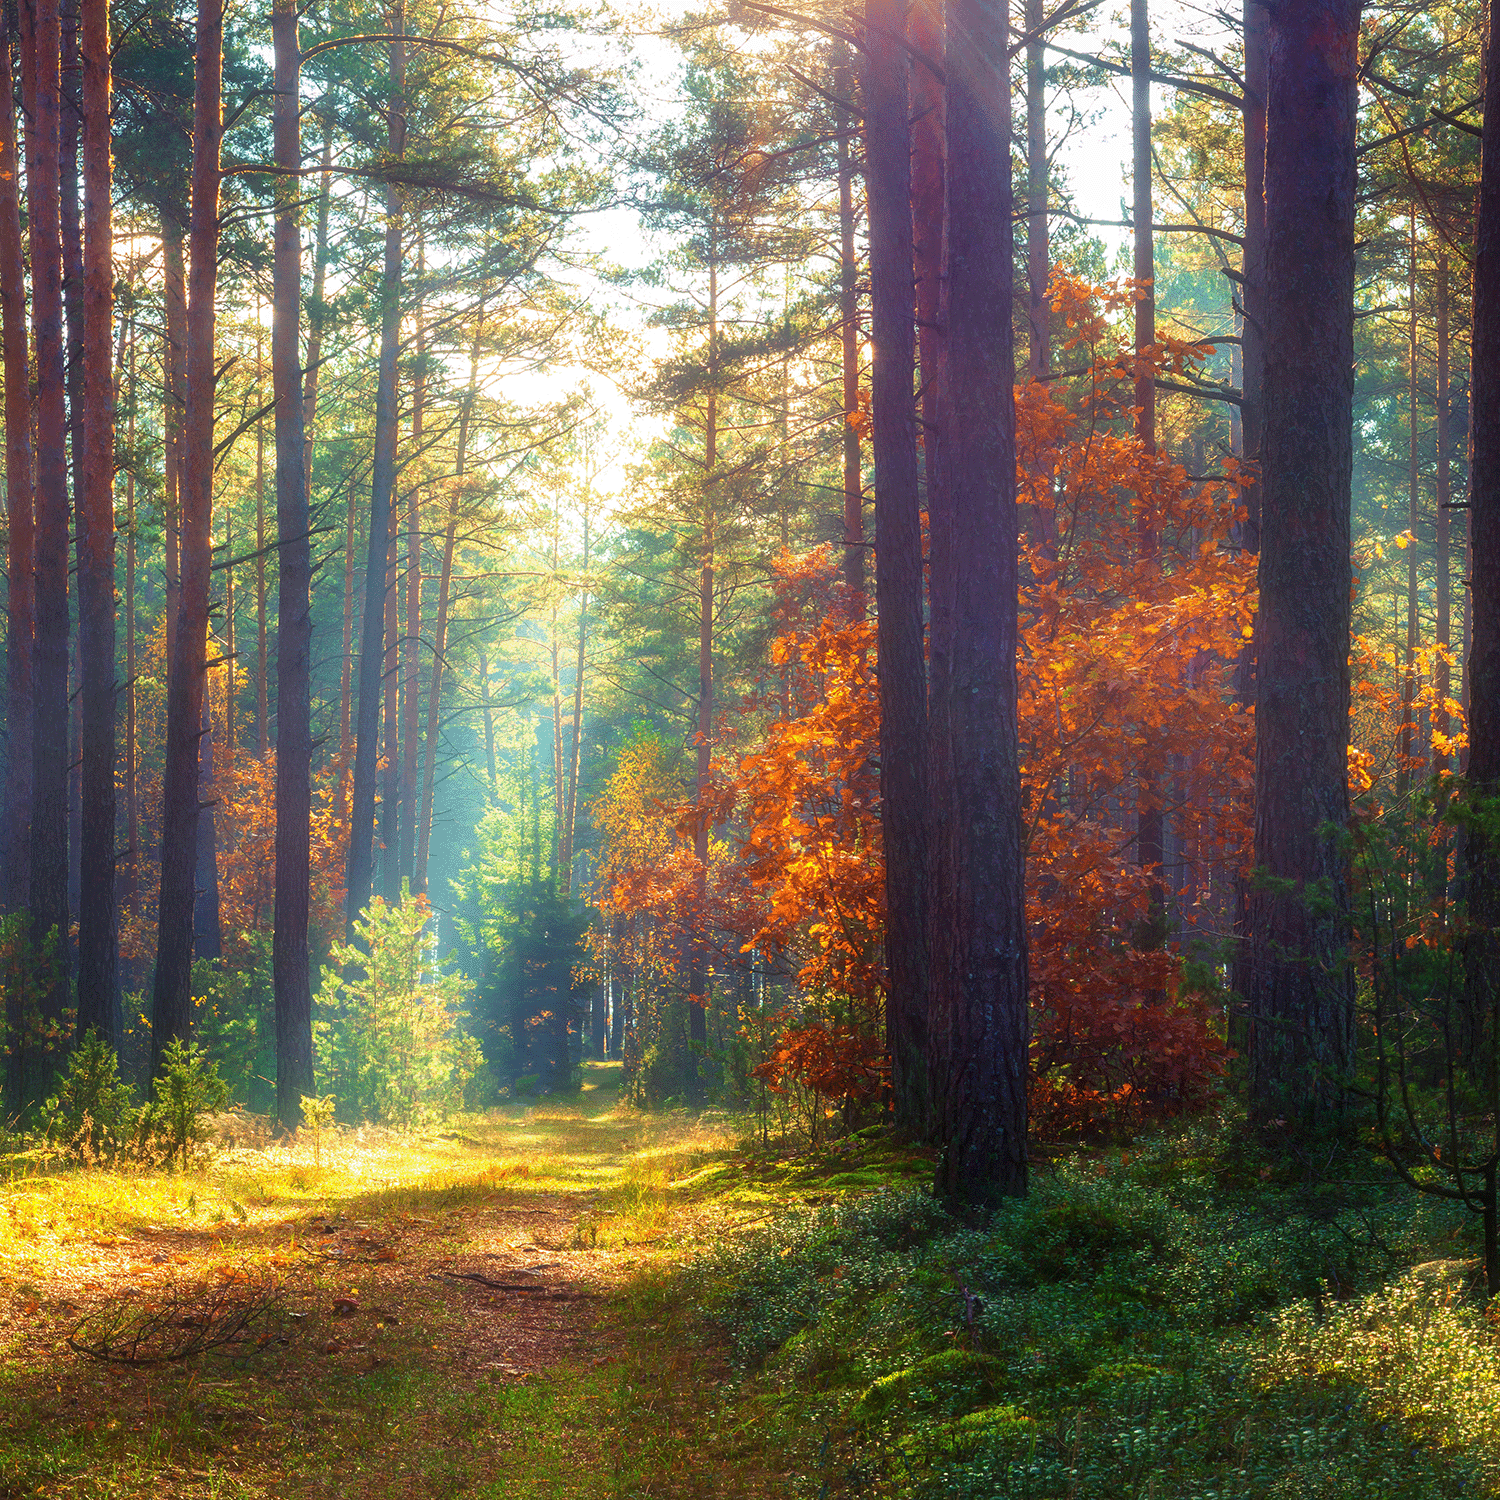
(346, 4, 405, 935)
(28, 0, 73, 1039)
(927, 0, 1028, 1201)
(1, 0, 35, 1109)
(1246, 0, 1361, 1123)
(272, 0, 313, 1128)
(76, 0, 117, 1042)
(1, 0, 33, 921)
(1025, 0, 1047, 380)
(868, 0, 928, 1135)
(162, 217, 186, 663)
(152, 0, 222, 1072)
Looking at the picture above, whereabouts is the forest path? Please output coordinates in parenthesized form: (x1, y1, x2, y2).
(0, 1064, 770, 1499)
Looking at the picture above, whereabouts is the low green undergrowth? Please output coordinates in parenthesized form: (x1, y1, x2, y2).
(683, 1117, 1500, 1498)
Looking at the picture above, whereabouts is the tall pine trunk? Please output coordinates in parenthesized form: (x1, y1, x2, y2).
(1, 0, 33, 920)
(1246, 0, 1361, 1124)
(1435, 250, 1452, 763)
(301, 123, 333, 501)
(161, 218, 185, 664)
(837, 78, 863, 603)
(1025, 0, 1047, 380)
(256, 323, 268, 758)
(927, 0, 1028, 1202)
(28, 0, 73, 1048)
(561, 504, 589, 889)
(346, 5, 405, 935)
(1398, 205, 1419, 802)
(380, 500, 400, 901)
(1464, 0, 1500, 1063)
(272, 0, 313, 1128)
(152, 0, 222, 1072)
(75, 0, 115, 1042)
(399, 300, 424, 888)
(870, 0, 927, 1133)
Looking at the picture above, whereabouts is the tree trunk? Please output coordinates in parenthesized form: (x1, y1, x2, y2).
(162, 217, 186, 664)
(1025, 0, 1048, 379)
(1247, 0, 1361, 1124)
(927, 0, 1028, 1202)
(871, 0, 928, 1133)
(1, 0, 33, 921)
(380, 498, 400, 902)
(151, 0, 221, 1073)
(686, 262, 717, 1106)
(415, 310, 484, 893)
(193, 690, 221, 959)
(1132, 0, 1164, 936)
(28, 0, 73, 1046)
(480, 652, 499, 801)
(1436, 249, 1452, 763)
(75, 0, 114, 1044)
(399, 301, 424, 888)
(346, 4, 405, 935)
(301, 123, 333, 502)
(1239, 0, 1268, 555)
(837, 76, 863, 604)
(342, 477, 355, 750)
(272, 0, 313, 1129)
(1398, 203, 1419, 803)
(562, 502, 589, 892)
(256, 321, 268, 758)
(124, 336, 139, 977)
(549, 516, 563, 885)
(1465, 0, 1500, 1058)
(1, 0, 34, 1108)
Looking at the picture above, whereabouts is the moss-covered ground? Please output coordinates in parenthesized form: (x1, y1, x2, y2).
(6, 1069, 1500, 1497)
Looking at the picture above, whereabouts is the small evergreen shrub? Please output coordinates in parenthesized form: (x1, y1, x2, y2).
(40, 1030, 137, 1163)
(141, 1037, 230, 1170)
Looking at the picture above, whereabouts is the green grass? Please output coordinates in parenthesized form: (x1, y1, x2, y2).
(10, 1076, 1497, 1497)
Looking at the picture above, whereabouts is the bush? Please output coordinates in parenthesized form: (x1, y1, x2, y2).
(141, 1037, 230, 1170)
(321, 888, 483, 1127)
(40, 1030, 138, 1162)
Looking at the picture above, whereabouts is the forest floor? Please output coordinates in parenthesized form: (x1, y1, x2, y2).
(0, 1060, 896, 1499)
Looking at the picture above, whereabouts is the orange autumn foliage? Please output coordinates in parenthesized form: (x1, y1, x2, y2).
(593, 277, 1254, 1135)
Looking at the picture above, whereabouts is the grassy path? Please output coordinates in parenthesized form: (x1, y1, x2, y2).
(0, 1063, 806, 1500)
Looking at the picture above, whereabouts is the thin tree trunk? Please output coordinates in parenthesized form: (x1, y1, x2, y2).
(301, 123, 333, 502)
(837, 75, 863, 603)
(927, 0, 1028, 1202)
(872, 0, 928, 1134)
(414, 310, 484, 893)
(76, 0, 116, 1042)
(399, 287, 424, 889)
(346, 3, 405, 935)
(1436, 249, 1452, 763)
(562, 502, 589, 892)
(28, 0, 73, 1046)
(124, 336, 138, 969)
(162, 218, 185, 663)
(1, 0, 33, 920)
(256, 318, 268, 758)
(341, 477, 354, 750)
(549, 514, 563, 886)
(1399, 203, 1419, 802)
(1247, 0, 1361, 1124)
(1025, 0, 1048, 380)
(1132, 0, 1164, 938)
(272, 0, 313, 1128)
(193, 688, 221, 960)
(380, 496, 399, 902)
(151, 0, 221, 1072)
(685, 255, 718, 1106)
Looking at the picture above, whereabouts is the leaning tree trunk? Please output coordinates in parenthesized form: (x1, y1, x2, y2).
(28, 0, 73, 1048)
(1247, 0, 1361, 1125)
(151, 0, 222, 1074)
(1464, 0, 1500, 1109)
(927, 0, 1028, 1202)
(75, 0, 116, 1044)
(271, 0, 313, 1129)
(868, 0, 928, 1136)
(346, 4, 405, 936)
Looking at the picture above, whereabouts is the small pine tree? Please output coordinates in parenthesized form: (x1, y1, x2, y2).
(41, 1030, 137, 1162)
(142, 1037, 230, 1170)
